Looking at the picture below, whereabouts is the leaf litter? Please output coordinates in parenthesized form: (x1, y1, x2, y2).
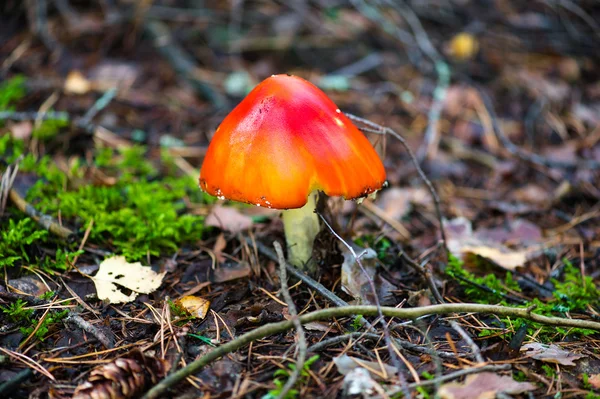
(1, 2, 600, 399)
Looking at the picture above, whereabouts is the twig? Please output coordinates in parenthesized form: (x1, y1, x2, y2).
(79, 88, 118, 127)
(0, 111, 69, 122)
(308, 331, 457, 359)
(143, 20, 227, 108)
(141, 303, 600, 399)
(318, 213, 410, 397)
(398, 250, 444, 304)
(345, 113, 448, 253)
(448, 320, 485, 364)
(66, 313, 114, 349)
(473, 84, 600, 169)
(0, 155, 21, 215)
(0, 368, 33, 397)
(273, 242, 307, 399)
(246, 237, 349, 308)
(8, 189, 74, 240)
(385, 0, 451, 162)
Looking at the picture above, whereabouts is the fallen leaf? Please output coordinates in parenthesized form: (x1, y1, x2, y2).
(587, 374, 600, 389)
(334, 354, 397, 380)
(521, 343, 586, 366)
(375, 187, 429, 221)
(91, 256, 166, 304)
(175, 295, 210, 319)
(342, 367, 382, 397)
(89, 61, 139, 91)
(64, 70, 92, 94)
(446, 217, 543, 270)
(206, 205, 253, 233)
(212, 233, 227, 263)
(438, 372, 536, 399)
(340, 243, 394, 305)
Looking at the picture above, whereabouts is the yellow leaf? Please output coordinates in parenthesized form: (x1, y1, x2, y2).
(175, 295, 210, 319)
(64, 70, 92, 94)
(92, 256, 166, 304)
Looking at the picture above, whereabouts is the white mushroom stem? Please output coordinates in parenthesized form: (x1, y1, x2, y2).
(282, 192, 319, 272)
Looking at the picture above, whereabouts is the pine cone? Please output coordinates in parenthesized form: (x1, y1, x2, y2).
(73, 350, 169, 399)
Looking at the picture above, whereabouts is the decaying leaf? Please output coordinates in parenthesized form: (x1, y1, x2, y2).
(73, 350, 168, 399)
(446, 217, 544, 270)
(521, 343, 586, 366)
(342, 367, 384, 398)
(91, 256, 166, 304)
(438, 372, 536, 399)
(334, 354, 397, 380)
(206, 205, 253, 233)
(174, 295, 210, 319)
(340, 243, 394, 305)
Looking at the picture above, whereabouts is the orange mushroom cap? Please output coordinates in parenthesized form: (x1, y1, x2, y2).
(199, 74, 386, 209)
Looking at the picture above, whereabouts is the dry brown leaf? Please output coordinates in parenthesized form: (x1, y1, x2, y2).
(175, 295, 210, 319)
(438, 372, 536, 399)
(375, 187, 429, 221)
(91, 256, 166, 304)
(587, 374, 600, 389)
(521, 343, 586, 366)
(446, 217, 543, 270)
(212, 233, 227, 263)
(206, 205, 253, 233)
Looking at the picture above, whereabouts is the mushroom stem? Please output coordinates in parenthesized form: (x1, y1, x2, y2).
(282, 192, 319, 272)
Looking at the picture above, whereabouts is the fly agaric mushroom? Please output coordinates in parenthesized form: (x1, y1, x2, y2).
(199, 74, 386, 272)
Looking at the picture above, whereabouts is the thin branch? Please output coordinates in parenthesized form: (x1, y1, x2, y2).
(448, 320, 484, 364)
(308, 332, 457, 360)
(245, 237, 349, 308)
(273, 242, 307, 399)
(8, 189, 74, 240)
(318, 213, 410, 397)
(473, 83, 600, 169)
(345, 113, 448, 253)
(143, 20, 227, 108)
(141, 303, 600, 399)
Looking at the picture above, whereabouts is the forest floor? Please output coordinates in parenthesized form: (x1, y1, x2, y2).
(1, 1, 600, 398)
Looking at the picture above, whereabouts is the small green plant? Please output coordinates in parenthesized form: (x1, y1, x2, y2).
(351, 315, 364, 331)
(32, 117, 69, 140)
(354, 235, 393, 261)
(20, 308, 69, 342)
(263, 355, 320, 399)
(1, 299, 34, 322)
(0, 75, 26, 110)
(0, 218, 48, 268)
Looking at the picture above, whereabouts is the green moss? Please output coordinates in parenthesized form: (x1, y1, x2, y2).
(32, 117, 69, 140)
(1, 134, 211, 265)
(447, 254, 599, 341)
(0, 75, 26, 110)
(0, 218, 48, 268)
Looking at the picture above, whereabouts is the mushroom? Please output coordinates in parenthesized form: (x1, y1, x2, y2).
(200, 74, 386, 272)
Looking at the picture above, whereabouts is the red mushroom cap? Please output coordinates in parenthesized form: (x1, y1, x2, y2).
(199, 74, 386, 209)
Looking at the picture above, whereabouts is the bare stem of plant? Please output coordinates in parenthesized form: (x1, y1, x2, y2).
(273, 242, 307, 399)
(344, 113, 448, 254)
